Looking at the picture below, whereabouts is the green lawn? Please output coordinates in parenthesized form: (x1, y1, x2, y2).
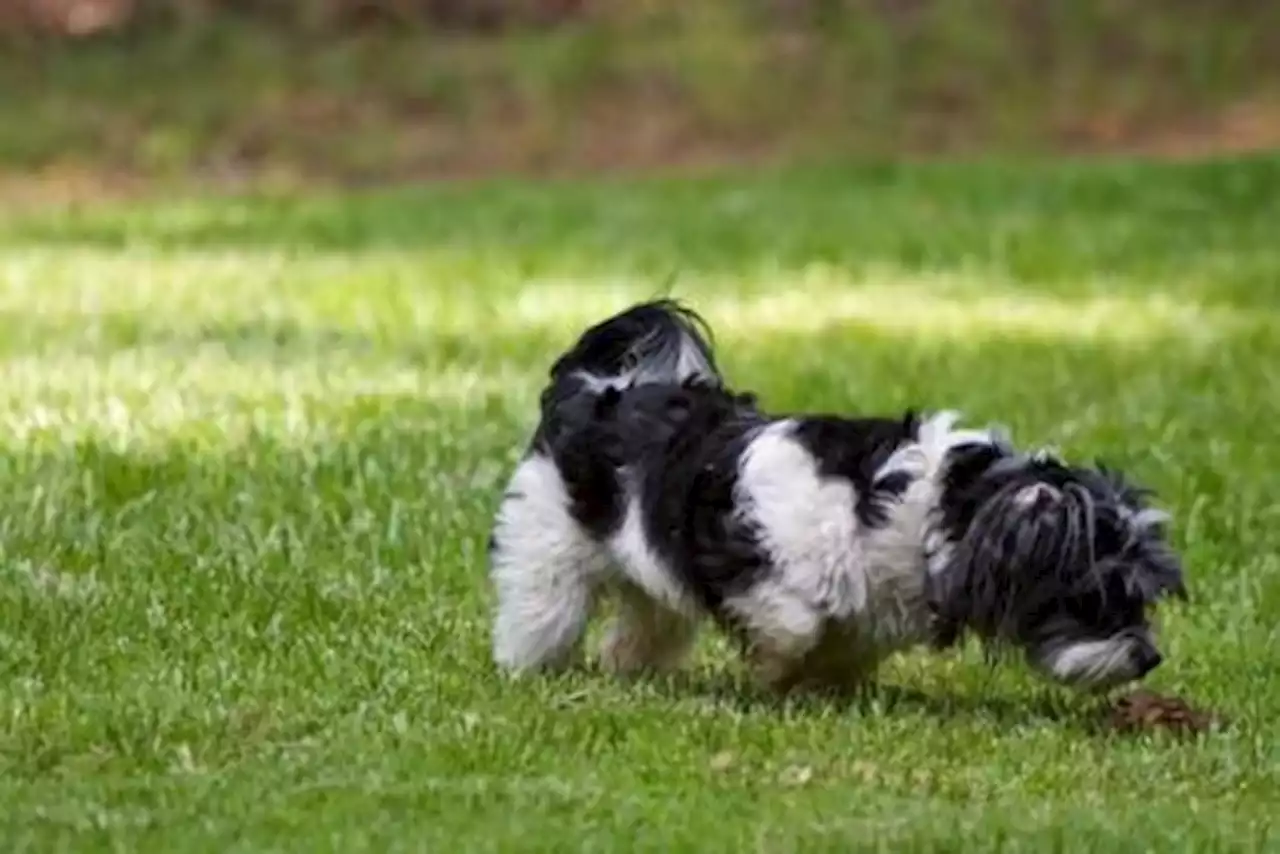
(0, 156, 1277, 851)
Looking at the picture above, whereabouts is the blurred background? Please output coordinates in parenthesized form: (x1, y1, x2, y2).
(2, 0, 1279, 200)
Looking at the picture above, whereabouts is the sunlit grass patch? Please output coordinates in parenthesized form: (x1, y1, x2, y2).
(507, 271, 1256, 346)
(1, 246, 1265, 349)
(0, 246, 1259, 457)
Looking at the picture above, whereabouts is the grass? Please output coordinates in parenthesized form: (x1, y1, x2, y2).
(1, 154, 1279, 851)
(4, 2, 1280, 186)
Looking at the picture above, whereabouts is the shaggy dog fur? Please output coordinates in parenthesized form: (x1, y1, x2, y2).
(489, 301, 1186, 693)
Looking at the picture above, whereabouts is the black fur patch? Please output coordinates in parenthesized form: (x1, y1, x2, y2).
(791, 412, 922, 529)
(618, 381, 771, 612)
(546, 299, 719, 385)
(526, 299, 725, 542)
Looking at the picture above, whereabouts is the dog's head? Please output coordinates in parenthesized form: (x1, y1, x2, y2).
(929, 444, 1186, 691)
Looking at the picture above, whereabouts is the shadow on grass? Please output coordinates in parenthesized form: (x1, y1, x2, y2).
(0, 311, 527, 368)
(636, 666, 1121, 737)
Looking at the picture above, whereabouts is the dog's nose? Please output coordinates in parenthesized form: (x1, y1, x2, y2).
(1131, 645, 1163, 678)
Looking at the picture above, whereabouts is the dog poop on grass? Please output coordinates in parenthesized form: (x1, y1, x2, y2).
(1107, 689, 1223, 736)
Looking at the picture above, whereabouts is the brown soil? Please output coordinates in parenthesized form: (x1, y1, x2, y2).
(3, 94, 1280, 207)
(1060, 97, 1280, 160)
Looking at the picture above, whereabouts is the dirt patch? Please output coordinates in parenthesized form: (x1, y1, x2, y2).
(1103, 97, 1280, 159)
(5, 92, 1279, 207)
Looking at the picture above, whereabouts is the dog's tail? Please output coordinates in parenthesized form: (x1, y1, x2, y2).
(547, 299, 721, 394)
(532, 299, 721, 455)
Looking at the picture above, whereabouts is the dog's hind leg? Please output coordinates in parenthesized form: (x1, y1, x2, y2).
(490, 453, 608, 674)
(599, 582, 699, 676)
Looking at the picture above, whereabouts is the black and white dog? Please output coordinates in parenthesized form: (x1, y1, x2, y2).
(489, 301, 1186, 693)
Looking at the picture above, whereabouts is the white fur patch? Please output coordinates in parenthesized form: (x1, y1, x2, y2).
(1013, 482, 1060, 509)
(490, 453, 609, 672)
(732, 421, 866, 625)
(607, 482, 698, 616)
(1040, 636, 1143, 688)
(661, 331, 717, 386)
(1130, 507, 1170, 530)
(875, 411, 995, 483)
(573, 328, 715, 394)
(874, 410, 1001, 581)
(723, 412, 1010, 670)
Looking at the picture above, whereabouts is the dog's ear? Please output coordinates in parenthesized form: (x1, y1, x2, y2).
(929, 478, 1078, 644)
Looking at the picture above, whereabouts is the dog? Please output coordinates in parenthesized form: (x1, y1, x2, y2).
(488, 300, 1187, 693)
